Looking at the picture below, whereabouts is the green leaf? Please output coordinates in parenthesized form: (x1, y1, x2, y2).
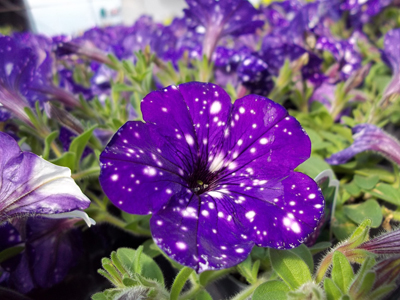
(0, 246, 24, 264)
(252, 260, 261, 282)
(332, 209, 358, 241)
(237, 255, 256, 284)
(343, 200, 382, 228)
(348, 219, 372, 247)
(370, 183, 400, 205)
(331, 251, 354, 293)
(142, 239, 161, 258)
(195, 290, 213, 300)
(91, 292, 109, 300)
(309, 242, 332, 255)
(43, 131, 59, 160)
(252, 280, 290, 300)
(368, 284, 396, 300)
(170, 267, 194, 300)
(116, 248, 164, 285)
(324, 278, 343, 300)
(296, 156, 332, 179)
(69, 125, 96, 172)
(269, 249, 312, 290)
(353, 175, 380, 190)
(343, 181, 361, 197)
(50, 151, 75, 170)
(289, 244, 313, 273)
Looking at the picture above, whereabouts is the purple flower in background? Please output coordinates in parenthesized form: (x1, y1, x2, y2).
(381, 29, 400, 101)
(341, 0, 392, 28)
(0, 36, 80, 124)
(316, 34, 362, 80)
(326, 124, 400, 166)
(0, 131, 93, 225)
(100, 82, 324, 272)
(184, 0, 264, 58)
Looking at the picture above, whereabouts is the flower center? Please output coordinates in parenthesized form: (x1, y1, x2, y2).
(186, 161, 221, 195)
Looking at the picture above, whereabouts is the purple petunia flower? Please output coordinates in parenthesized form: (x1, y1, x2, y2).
(0, 131, 93, 226)
(326, 124, 400, 166)
(99, 82, 324, 272)
(184, 0, 264, 58)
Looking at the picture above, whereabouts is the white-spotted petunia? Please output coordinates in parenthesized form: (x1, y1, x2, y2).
(99, 82, 324, 272)
(0, 132, 93, 226)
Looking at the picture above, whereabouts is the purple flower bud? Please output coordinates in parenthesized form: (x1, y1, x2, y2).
(99, 82, 324, 272)
(326, 124, 400, 166)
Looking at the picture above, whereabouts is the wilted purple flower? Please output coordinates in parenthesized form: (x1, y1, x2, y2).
(326, 124, 400, 166)
(381, 29, 400, 101)
(358, 228, 400, 256)
(0, 218, 84, 293)
(184, 0, 264, 58)
(0, 131, 92, 225)
(99, 82, 324, 272)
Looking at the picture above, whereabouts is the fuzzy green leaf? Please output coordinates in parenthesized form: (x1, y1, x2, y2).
(324, 278, 343, 300)
(237, 255, 256, 284)
(289, 244, 314, 273)
(252, 280, 290, 300)
(331, 251, 354, 293)
(269, 249, 312, 290)
(116, 248, 164, 285)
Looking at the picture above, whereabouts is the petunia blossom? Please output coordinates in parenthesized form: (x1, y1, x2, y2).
(100, 82, 324, 272)
(326, 124, 400, 166)
(0, 131, 93, 227)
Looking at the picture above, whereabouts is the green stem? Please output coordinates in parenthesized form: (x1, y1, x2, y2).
(179, 284, 203, 300)
(85, 190, 107, 210)
(230, 277, 268, 300)
(72, 166, 101, 180)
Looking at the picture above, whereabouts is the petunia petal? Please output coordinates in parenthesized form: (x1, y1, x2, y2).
(224, 171, 324, 249)
(100, 122, 187, 214)
(0, 132, 90, 222)
(219, 95, 310, 180)
(150, 189, 253, 272)
(178, 82, 232, 164)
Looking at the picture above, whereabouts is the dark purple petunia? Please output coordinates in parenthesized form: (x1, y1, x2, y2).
(184, 0, 264, 58)
(0, 218, 83, 293)
(326, 124, 400, 166)
(99, 82, 324, 272)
